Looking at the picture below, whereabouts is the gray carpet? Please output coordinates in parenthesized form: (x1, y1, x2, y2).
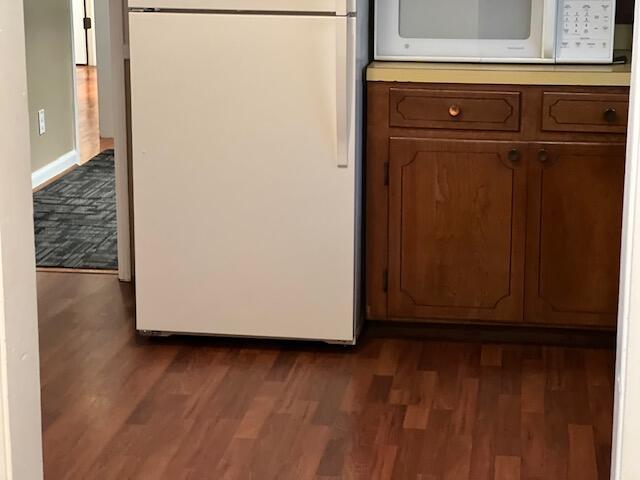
(33, 150, 118, 269)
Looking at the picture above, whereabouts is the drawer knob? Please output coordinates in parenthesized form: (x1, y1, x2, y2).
(508, 148, 521, 163)
(448, 104, 461, 118)
(538, 149, 550, 163)
(604, 108, 617, 123)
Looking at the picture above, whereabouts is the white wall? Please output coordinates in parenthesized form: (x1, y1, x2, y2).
(0, 0, 44, 478)
(612, 1, 640, 476)
(85, 0, 96, 65)
(95, 0, 114, 137)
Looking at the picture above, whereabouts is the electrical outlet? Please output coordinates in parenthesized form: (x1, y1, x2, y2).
(38, 109, 46, 135)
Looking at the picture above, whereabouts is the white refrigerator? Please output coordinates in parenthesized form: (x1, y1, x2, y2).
(128, 0, 369, 343)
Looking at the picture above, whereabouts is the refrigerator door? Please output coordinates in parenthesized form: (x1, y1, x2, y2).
(128, 0, 355, 14)
(129, 12, 358, 341)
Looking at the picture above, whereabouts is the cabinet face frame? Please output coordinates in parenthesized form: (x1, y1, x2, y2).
(387, 138, 527, 323)
(365, 82, 391, 319)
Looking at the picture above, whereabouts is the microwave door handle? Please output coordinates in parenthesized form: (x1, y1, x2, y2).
(541, 0, 557, 58)
(335, 16, 351, 168)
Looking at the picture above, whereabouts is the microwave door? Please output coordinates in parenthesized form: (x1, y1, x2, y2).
(375, 0, 551, 62)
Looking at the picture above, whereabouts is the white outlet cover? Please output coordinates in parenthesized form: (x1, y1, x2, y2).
(38, 109, 45, 135)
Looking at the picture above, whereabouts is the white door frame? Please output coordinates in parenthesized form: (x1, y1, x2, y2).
(611, 5, 640, 477)
(0, 0, 44, 477)
(68, 0, 132, 281)
(84, 0, 97, 66)
(3, 0, 640, 476)
(71, 0, 96, 66)
(108, 0, 132, 282)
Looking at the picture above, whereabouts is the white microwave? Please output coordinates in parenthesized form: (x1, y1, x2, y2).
(375, 0, 616, 63)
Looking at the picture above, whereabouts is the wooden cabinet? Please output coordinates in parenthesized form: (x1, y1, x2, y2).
(541, 92, 629, 134)
(389, 87, 521, 131)
(367, 82, 628, 329)
(525, 143, 625, 327)
(388, 139, 526, 323)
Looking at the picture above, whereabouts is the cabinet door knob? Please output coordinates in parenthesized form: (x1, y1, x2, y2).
(538, 149, 550, 163)
(508, 148, 521, 163)
(604, 107, 617, 123)
(448, 104, 461, 118)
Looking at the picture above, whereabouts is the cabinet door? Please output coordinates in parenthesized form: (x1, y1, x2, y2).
(388, 139, 527, 323)
(526, 143, 625, 327)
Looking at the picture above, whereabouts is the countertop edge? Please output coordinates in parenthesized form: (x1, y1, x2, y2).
(366, 64, 632, 87)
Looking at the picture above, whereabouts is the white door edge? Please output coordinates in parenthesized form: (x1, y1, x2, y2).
(0, 0, 44, 476)
(109, 0, 132, 282)
(611, 0, 640, 476)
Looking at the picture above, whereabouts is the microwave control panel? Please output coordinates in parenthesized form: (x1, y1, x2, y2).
(556, 0, 615, 62)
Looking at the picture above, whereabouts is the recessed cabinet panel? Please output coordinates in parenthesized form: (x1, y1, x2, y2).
(541, 92, 629, 134)
(388, 139, 526, 322)
(525, 143, 625, 327)
(389, 88, 521, 131)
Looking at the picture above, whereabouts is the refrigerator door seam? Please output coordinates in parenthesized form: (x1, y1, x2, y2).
(335, 16, 351, 168)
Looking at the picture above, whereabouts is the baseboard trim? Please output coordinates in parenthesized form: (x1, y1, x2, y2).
(31, 150, 80, 190)
(364, 320, 616, 349)
(36, 267, 118, 275)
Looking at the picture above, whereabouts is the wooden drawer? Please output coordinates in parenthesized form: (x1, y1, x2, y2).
(389, 88, 521, 132)
(542, 92, 629, 134)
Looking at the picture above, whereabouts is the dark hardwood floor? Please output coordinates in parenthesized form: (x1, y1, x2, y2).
(37, 272, 615, 479)
(75, 66, 113, 164)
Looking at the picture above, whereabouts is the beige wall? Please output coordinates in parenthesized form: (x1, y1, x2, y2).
(23, 0, 76, 173)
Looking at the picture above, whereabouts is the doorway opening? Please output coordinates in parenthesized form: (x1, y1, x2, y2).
(28, 0, 118, 272)
(3, 0, 635, 477)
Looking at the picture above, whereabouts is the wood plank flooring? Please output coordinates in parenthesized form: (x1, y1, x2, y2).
(37, 272, 615, 479)
(76, 66, 113, 163)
